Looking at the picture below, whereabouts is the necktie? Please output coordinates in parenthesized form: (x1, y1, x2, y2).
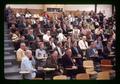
(83, 41, 87, 49)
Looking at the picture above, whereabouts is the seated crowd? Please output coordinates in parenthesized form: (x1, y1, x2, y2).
(5, 6, 115, 80)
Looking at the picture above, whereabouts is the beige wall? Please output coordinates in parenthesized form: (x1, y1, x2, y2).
(6, 4, 44, 9)
(64, 5, 95, 11)
(97, 4, 112, 18)
(6, 4, 113, 17)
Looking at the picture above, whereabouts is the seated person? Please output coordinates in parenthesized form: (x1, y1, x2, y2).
(78, 36, 89, 57)
(86, 42, 101, 64)
(94, 36, 104, 56)
(103, 41, 115, 58)
(35, 42, 48, 67)
(71, 41, 83, 67)
(71, 41, 83, 57)
(61, 48, 76, 68)
(61, 48, 78, 78)
(43, 30, 51, 42)
(87, 42, 99, 58)
(11, 30, 21, 50)
(26, 29, 36, 49)
(56, 42, 65, 58)
(44, 50, 62, 76)
(57, 30, 67, 43)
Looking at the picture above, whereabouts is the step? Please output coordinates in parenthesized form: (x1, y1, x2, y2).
(4, 40, 13, 44)
(4, 53, 16, 58)
(4, 47, 14, 51)
(4, 40, 12, 42)
(4, 56, 16, 62)
(4, 30, 9, 34)
(4, 36, 10, 40)
(4, 62, 12, 67)
(4, 51, 10, 55)
(4, 65, 20, 75)
(5, 75, 22, 80)
(4, 34, 10, 37)
(4, 43, 13, 47)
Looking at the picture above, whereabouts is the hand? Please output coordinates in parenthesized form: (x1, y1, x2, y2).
(78, 54, 82, 58)
(38, 67, 43, 70)
(73, 59, 76, 63)
(72, 66, 77, 69)
(33, 69, 37, 72)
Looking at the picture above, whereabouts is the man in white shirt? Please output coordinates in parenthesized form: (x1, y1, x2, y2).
(43, 31, 51, 42)
(57, 30, 67, 43)
(16, 12, 21, 18)
(20, 50, 36, 79)
(25, 12, 32, 18)
(72, 26, 80, 41)
(78, 36, 89, 57)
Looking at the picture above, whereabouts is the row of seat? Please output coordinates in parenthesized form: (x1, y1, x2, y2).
(33, 71, 111, 80)
(33, 59, 115, 80)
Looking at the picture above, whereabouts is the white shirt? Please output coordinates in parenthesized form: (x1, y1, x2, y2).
(16, 13, 21, 17)
(39, 16, 43, 21)
(69, 16, 75, 23)
(43, 34, 51, 42)
(57, 33, 66, 43)
(72, 29, 80, 39)
(56, 46, 63, 58)
(50, 42, 56, 50)
(35, 48, 47, 59)
(31, 19, 36, 24)
(78, 40, 89, 50)
(20, 56, 36, 79)
(25, 13, 31, 18)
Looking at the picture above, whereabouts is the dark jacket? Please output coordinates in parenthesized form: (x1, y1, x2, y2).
(44, 57, 58, 68)
(61, 54, 74, 68)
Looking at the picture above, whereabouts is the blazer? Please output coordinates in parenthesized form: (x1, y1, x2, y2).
(61, 54, 74, 68)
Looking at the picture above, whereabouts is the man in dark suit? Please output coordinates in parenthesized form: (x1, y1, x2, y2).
(43, 50, 62, 77)
(61, 48, 75, 68)
(61, 48, 77, 78)
(103, 41, 115, 58)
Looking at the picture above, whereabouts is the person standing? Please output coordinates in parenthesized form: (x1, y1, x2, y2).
(20, 50, 36, 79)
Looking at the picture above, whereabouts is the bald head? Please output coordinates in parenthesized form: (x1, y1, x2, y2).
(66, 48, 72, 57)
(25, 50, 32, 58)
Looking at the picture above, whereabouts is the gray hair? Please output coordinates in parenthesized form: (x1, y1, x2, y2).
(20, 42, 26, 46)
(25, 50, 32, 56)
